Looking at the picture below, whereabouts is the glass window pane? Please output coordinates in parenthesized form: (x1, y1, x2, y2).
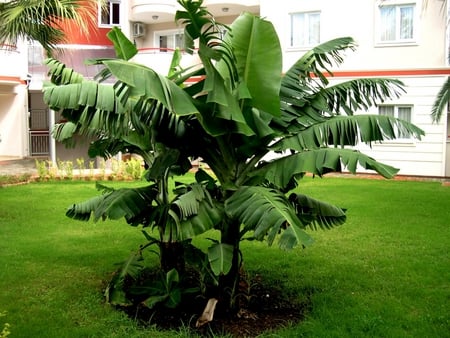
(400, 6, 414, 39)
(309, 13, 320, 45)
(112, 3, 120, 25)
(291, 13, 305, 47)
(175, 34, 184, 49)
(379, 106, 395, 116)
(398, 107, 411, 122)
(380, 6, 395, 41)
(159, 36, 168, 51)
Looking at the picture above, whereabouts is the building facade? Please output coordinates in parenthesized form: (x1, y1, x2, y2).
(1, 0, 449, 177)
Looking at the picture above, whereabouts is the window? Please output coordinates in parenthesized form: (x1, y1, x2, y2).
(379, 105, 412, 139)
(100, 0, 120, 26)
(290, 12, 320, 48)
(379, 4, 415, 43)
(157, 32, 184, 52)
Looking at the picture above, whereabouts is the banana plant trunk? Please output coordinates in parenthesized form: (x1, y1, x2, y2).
(159, 241, 185, 274)
(218, 218, 241, 312)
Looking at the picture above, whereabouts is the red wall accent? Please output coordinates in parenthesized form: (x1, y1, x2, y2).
(57, 1, 113, 46)
(0, 75, 25, 84)
(322, 69, 450, 77)
(63, 22, 113, 46)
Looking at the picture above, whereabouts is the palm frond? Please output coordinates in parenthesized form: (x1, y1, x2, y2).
(0, 0, 100, 55)
(431, 76, 450, 123)
(225, 186, 314, 249)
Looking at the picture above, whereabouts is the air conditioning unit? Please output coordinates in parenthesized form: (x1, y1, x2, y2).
(132, 22, 145, 38)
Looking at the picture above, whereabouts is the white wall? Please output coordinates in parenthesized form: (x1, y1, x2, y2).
(350, 75, 448, 177)
(260, 0, 446, 72)
(0, 85, 28, 157)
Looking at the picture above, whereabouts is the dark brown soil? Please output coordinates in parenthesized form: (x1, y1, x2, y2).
(121, 273, 312, 337)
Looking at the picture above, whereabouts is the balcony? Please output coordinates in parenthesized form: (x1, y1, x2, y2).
(130, 0, 260, 24)
(130, 0, 178, 23)
(132, 48, 201, 76)
(0, 44, 27, 82)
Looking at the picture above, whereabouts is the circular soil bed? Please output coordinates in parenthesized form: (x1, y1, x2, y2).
(121, 273, 312, 337)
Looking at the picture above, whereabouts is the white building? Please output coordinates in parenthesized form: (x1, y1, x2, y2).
(1, 0, 449, 177)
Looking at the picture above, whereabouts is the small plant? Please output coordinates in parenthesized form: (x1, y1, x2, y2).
(47, 160, 57, 179)
(89, 160, 95, 179)
(57, 159, 73, 179)
(76, 158, 85, 170)
(124, 158, 143, 180)
(57, 159, 64, 177)
(35, 159, 48, 179)
(99, 158, 106, 179)
(65, 161, 74, 180)
(76, 158, 85, 178)
(111, 158, 122, 178)
(138, 268, 198, 309)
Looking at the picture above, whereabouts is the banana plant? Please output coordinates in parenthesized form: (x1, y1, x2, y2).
(44, 0, 424, 314)
(45, 27, 222, 275)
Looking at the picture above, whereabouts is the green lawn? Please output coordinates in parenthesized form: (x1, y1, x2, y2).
(0, 177, 449, 337)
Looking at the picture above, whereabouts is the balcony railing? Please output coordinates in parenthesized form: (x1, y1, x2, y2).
(29, 131, 50, 156)
(133, 48, 201, 76)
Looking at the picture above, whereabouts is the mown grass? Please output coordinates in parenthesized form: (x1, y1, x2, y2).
(0, 177, 449, 337)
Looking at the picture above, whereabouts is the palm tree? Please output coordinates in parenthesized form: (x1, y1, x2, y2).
(43, 0, 424, 317)
(0, 0, 102, 55)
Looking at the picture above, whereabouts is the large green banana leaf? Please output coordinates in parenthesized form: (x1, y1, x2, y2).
(221, 12, 282, 116)
(225, 186, 314, 249)
(253, 148, 400, 189)
(66, 184, 158, 226)
(45, 58, 84, 85)
(107, 26, 138, 61)
(288, 193, 346, 230)
(271, 114, 425, 151)
(282, 37, 356, 87)
(102, 59, 198, 117)
(207, 243, 234, 275)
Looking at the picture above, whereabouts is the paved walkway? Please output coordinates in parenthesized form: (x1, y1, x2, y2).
(0, 156, 448, 185)
(0, 157, 38, 176)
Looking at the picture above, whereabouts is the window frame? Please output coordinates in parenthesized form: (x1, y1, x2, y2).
(377, 104, 415, 143)
(154, 29, 185, 52)
(288, 11, 321, 50)
(99, 0, 121, 27)
(375, 1, 418, 46)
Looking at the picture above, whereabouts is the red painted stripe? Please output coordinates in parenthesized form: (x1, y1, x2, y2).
(323, 68, 450, 77)
(137, 47, 199, 53)
(0, 76, 25, 85)
(185, 69, 450, 84)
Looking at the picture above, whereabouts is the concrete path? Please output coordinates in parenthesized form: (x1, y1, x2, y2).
(0, 157, 38, 176)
